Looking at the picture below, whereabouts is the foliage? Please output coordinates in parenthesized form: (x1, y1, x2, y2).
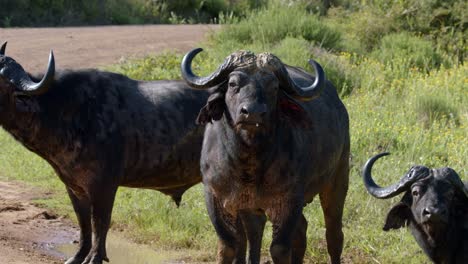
(371, 32, 444, 72)
(213, 1, 342, 50)
(326, 0, 467, 62)
(0, 0, 249, 26)
(326, 6, 396, 52)
(414, 96, 460, 128)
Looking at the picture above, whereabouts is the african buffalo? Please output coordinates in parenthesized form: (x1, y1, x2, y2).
(181, 48, 350, 264)
(363, 152, 468, 264)
(0, 43, 267, 264)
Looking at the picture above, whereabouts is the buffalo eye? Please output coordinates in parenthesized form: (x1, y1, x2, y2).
(228, 79, 240, 93)
(228, 81, 237, 88)
(412, 186, 421, 197)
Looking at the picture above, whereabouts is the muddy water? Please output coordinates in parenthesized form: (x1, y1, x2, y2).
(56, 232, 191, 264)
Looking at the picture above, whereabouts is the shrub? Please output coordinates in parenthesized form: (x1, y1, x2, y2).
(326, 6, 396, 52)
(0, 0, 232, 26)
(310, 47, 360, 96)
(212, 0, 342, 50)
(414, 96, 460, 128)
(371, 32, 444, 72)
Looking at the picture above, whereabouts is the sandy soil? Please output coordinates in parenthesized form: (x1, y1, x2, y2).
(0, 24, 219, 264)
(0, 180, 76, 264)
(0, 24, 219, 73)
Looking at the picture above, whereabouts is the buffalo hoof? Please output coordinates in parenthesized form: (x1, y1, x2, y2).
(82, 254, 109, 264)
(64, 256, 85, 264)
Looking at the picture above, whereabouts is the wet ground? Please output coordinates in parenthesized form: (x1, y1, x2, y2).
(0, 179, 214, 264)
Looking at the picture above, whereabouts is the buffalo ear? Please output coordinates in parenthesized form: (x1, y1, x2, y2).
(383, 202, 412, 231)
(278, 91, 311, 129)
(196, 92, 225, 125)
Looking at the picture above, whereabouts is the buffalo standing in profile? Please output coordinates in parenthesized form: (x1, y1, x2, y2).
(181, 48, 350, 264)
(363, 152, 468, 264)
(0, 42, 267, 264)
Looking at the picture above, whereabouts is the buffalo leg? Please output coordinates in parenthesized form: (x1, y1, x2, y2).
(205, 190, 243, 264)
(235, 215, 247, 264)
(270, 199, 303, 264)
(83, 186, 118, 264)
(65, 188, 92, 264)
(240, 212, 267, 264)
(319, 163, 349, 264)
(291, 214, 307, 264)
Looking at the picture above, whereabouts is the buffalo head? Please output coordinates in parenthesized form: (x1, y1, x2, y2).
(181, 48, 324, 145)
(363, 153, 468, 249)
(0, 42, 55, 120)
(0, 42, 55, 97)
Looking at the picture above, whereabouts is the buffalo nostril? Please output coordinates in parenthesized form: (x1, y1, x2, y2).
(422, 207, 445, 222)
(240, 107, 249, 115)
(423, 208, 431, 217)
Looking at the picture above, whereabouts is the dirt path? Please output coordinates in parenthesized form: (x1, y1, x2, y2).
(0, 180, 74, 264)
(0, 25, 220, 264)
(0, 25, 219, 73)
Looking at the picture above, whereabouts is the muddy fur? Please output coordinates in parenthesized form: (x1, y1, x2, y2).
(185, 50, 350, 264)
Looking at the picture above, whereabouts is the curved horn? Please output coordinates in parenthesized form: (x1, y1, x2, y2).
(0, 42, 6, 55)
(280, 59, 325, 101)
(362, 152, 429, 199)
(181, 48, 225, 89)
(15, 50, 55, 96)
(181, 48, 254, 90)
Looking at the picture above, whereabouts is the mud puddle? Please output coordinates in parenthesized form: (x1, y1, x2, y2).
(0, 179, 212, 263)
(56, 232, 190, 264)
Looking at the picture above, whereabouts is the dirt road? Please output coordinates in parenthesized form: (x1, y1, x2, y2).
(0, 25, 219, 264)
(0, 180, 74, 264)
(0, 24, 219, 72)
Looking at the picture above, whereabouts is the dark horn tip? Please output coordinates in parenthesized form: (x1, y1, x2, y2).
(0, 41, 7, 55)
(362, 152, 391, 173)
(182, 48, 204, 65)
(49, 50, 55, 63)
(47, 50, 56, 76)
(181, 48, 204, 78)
(308, 59, 324, 73)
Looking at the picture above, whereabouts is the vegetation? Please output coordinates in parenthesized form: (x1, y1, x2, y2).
(1, 0, 265, 27)
(1, 0, 466, 263)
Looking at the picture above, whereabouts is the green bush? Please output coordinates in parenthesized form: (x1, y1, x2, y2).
(371, 32, 444, 72)
(0, 0, 232, 26)
(326, 0, 466, 63)
(212, 1, 342, 50)
(326, 6, 396, 52)
(414, 96, 460, 128)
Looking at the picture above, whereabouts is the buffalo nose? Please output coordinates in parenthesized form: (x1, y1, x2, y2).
(239, 103, 267, 117)
(422, 207, 445, 222)
(240, 106, 249, 115)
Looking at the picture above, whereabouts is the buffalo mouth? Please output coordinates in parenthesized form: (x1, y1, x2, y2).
(235, 121, 264, 130)
(236, 121, 263, 127)
(421, 222, 447, 246)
